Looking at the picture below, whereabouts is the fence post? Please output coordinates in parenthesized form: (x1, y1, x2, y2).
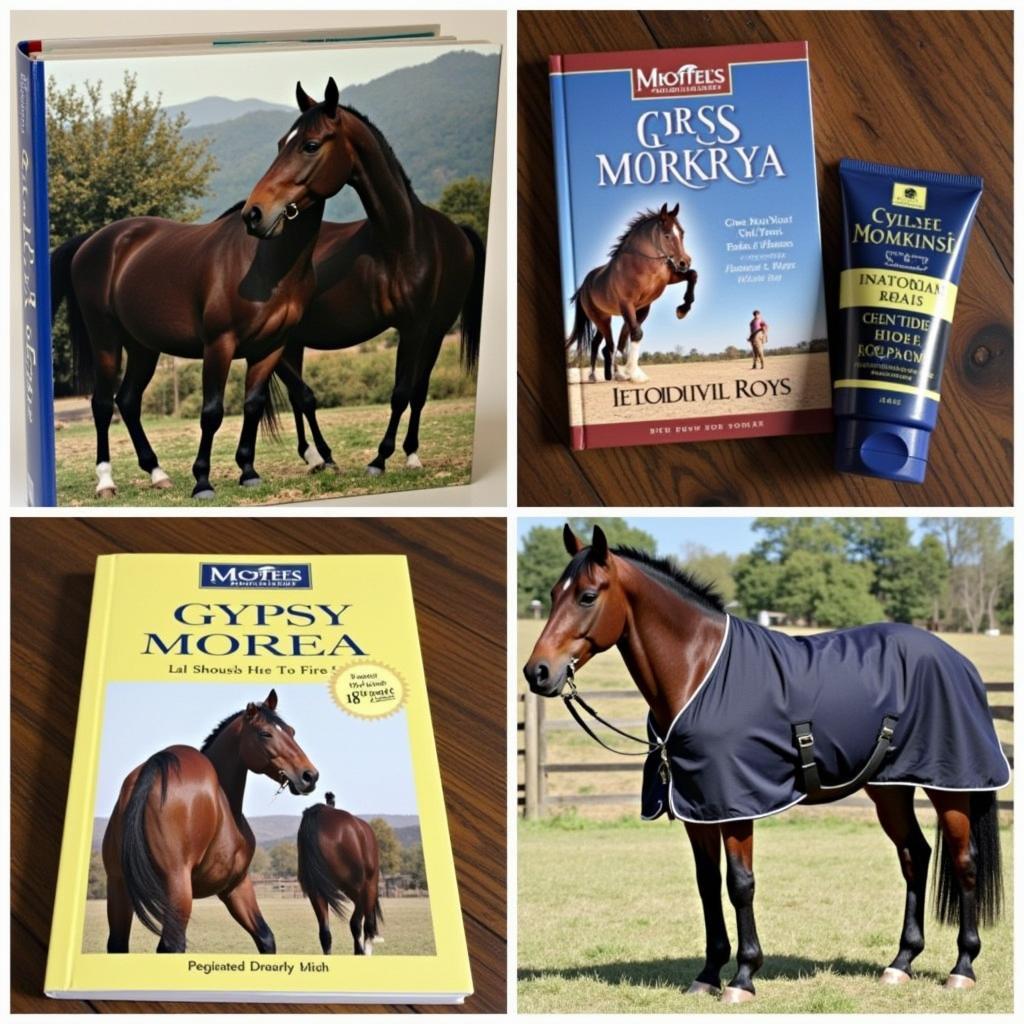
(536, 694, 547, 816)
(524, 689, 540, 819)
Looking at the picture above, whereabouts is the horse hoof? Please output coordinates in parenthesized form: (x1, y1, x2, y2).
(192, 489, 216, 501)
(366, 465, 384, 477)
(151, 477, 172, 490)
(944, 974, 975, 990)
(880, 968, 911, 986)
(630, 372, 650, 384)
(720, 986, 754, 1004)
(686, 981, 721, 996)
(405, 453, 423, 470)
(97, 487, 117, 500)
(240, 476, 262, 488)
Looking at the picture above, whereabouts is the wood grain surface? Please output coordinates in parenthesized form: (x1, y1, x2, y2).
(10, 517, 506, 1013)
(518, 10, 1013, 506)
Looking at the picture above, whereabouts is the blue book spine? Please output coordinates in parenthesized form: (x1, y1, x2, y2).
(549, 58, 586, 448)
(16, 43, 57, 505)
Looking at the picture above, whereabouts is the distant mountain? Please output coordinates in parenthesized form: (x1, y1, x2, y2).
(183, 50, 500, 222)
(92, 813, 420, 852)
(166, 96, 292, 128)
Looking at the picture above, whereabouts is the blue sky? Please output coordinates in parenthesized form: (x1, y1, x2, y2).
(94, 682, 418, 819)
(558, 59, 826, 353)
(518, 517, 1011, 559)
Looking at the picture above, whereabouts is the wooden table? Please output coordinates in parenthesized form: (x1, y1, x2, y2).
(10, 518, 506, 1013)
(518, 10, 1012, 506)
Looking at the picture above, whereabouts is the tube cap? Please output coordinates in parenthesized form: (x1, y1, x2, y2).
(834, 418, 931, 484)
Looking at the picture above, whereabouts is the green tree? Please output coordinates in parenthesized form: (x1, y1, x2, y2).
(680, 544, 735, 606)
(436, 175, 490, 240)
(269, 841, 298, 878)
(400, 843, 427, 888)
(815, 560, 885, 627)
(732, 553, 782, 617)
(370, 818, 402, 876)
(750, 518, 845, 562)
(843, 518, 935, 622)
(46, 72, 216, 394)
(775, 549, 829, 624)
(249, 846, 271, 877)
(88, 850, 107, 898)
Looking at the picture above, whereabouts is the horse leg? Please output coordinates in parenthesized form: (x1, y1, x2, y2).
(219, 874, 276, 954)
(309, 892, 332, 954)
(928, 790, 982, 989)
(234, 350, 284, 488)
(277, 345, 337, 471)
(588, 337, 600, 382)
(155, 871, 191, 953)
(625, 305, 651, 382)
(350, 905, 366, 955)
(676, 268, 698, 319)
(866, 784, 930, 983)
(591, 315, 615, 382)
(613, 322, 631, 381)
(115, 345, 171, 490)
(367, 333, 416, 476)
(105, 873, 133, 953)
(190, 336, 234, 500)
(401, 330, 447, 469)
(720, 820, 763, 1002)
(684, 821, 730, 995)
(90, 344, 121, 499)
(361, 874, 381, 956)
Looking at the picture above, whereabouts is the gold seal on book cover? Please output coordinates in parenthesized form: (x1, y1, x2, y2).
(330, 662, 406, 719)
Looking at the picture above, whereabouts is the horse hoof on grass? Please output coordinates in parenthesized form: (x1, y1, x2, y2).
(97, 487, 117, 500)
(192, 489, 216, 501)
(151, 477, 172, 490)
(686, 981, 721, 996)
(366, 464, 384, 477)
(720, 986, 754, 1004)
(944, 974, 975, 991)
(880, 968, 911, 986)
(240, 476, 262, 488)
(405, 453, 423, 470)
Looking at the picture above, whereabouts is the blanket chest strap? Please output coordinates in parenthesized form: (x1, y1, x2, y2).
(793, 714, 899, 804)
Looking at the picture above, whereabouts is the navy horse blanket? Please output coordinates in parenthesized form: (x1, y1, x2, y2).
(642, 615, 1010, 823)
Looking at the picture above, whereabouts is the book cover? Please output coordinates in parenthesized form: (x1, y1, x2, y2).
(550, 42, 830, 450)
(45, 554, 471, 1003)
(18, 32, 500, 505)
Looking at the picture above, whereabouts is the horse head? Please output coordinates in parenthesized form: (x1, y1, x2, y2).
(238, 689, 319, 794)
(655, 202, 691, 274)
(242, 78, 355, 238)
(523, 524, 629, 697)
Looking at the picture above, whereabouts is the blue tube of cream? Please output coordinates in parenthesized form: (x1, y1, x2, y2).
(835, 159, 983, 483)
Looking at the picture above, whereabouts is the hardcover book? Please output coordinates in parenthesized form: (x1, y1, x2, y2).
(16, 26, 501, 505)
(549, 42, 830, 449)
(45, 554, 471, 1003)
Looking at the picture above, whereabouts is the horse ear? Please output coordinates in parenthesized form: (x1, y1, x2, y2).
(669, 202, 680, 217)
(245, 702, 259, 720)
(323, 77, 339, 117)
(265, 688, 278, 711)
(658, 202, 668, 217)
(296, 81, 316, 112)
(590, 525, 609, 566)
(563, 523, 583, 556)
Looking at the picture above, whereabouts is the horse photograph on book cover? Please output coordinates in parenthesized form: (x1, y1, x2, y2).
(43, 42, 500, 505)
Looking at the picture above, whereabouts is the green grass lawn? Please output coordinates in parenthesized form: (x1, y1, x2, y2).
(55, 399, 475, 507)
(518, 815, 1013, 1013)
(82, 895, 434, 956)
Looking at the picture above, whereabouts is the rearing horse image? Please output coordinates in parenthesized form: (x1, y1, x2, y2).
(102, 689, 318, 953)
(523, 525, 1008, 1003)
(297, 794, 383, 955)
(567, 203, 697, 383)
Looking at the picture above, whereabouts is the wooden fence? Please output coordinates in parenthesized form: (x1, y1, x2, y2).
(518, 683, 1013, 818)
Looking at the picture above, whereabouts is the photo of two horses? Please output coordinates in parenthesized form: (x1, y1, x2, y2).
(47, 47, 499, 506)
(94, 687, 425, 956)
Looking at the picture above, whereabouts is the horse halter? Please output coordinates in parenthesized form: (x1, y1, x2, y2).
(619, 233, 684, 273)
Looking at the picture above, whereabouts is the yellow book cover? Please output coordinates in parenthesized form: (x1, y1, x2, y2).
(44, 554, 472, 1003)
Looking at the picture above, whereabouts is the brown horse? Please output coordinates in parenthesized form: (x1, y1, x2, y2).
(297, 795, 383, 955)
(567, 203, 697, 384)
(523, 525, 1004, 1002)
(102, 689, 318, 953)
(67, 78, 353, 499)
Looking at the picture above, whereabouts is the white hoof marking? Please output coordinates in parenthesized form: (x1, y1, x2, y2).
(95, 462, 116, 497)
(303, 444, 325, 469)
(405, 453, 423, 469)
(150, 467, 172, 489)
(364, 939, 374, 956)
(366, 465, 384, 477)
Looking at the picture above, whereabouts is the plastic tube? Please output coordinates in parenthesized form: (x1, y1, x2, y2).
(835, 159, 983, 483)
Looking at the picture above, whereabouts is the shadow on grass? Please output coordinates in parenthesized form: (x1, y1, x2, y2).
(518, 953, 946, 989)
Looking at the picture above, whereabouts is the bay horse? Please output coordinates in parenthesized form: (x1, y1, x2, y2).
(65, 77, 353, 499)
(567, 203, 697, 384)
(523, 525, 1007, 1002)
(297, 794, 383, 954)
(102, 689, 318, 953)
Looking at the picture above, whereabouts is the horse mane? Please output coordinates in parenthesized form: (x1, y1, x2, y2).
(201, 702, 288, 753)
(614, 546, 726, 613)
(340, 103, 417, 200)
(216, 200, 245, 220)
(608, 208, 662, 258)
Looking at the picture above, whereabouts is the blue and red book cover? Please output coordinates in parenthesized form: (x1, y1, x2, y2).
(550, 42, 830, 450)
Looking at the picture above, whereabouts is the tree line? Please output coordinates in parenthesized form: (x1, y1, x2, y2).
(517, 518, 1011, 632)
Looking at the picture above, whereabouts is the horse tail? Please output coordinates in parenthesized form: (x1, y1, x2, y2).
(258, 371, 284, 441)
(297, 805, 347, 917)
(567, 275, 597, 360)
(933, 790, 1003, 926)
(365, 889, 384, 940)
(120, 750, 182, 941)
(458, 225, 486, 373)
(50, 232, 95, 393)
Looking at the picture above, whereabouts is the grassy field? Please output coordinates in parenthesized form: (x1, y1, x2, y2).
(518, 815, 1014, 1013)
(82, 895, 434, 955)
(55, 399, 475, 507)
(517, 620, 1013, 814)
